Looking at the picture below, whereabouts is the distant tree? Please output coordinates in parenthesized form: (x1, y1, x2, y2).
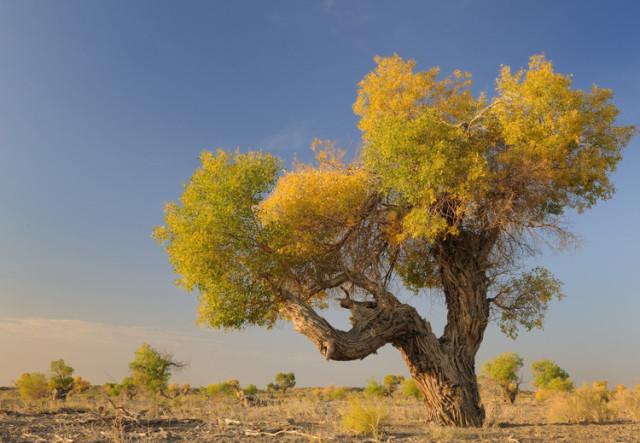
(128, 343, 184, 395)
(15, 373, 49, 401)
(482, 353, 523, 404)
(383, 375, 405, 397)
(49, 359, 75, 401)
(244, 384, 258, 395)
(365, 379, 386, 397)
(531, 359, 574, 400)
(274, 372, 296, 392)
(72, 376, 91, 394)
(401, 379, 423, 400)
(156, 54, 634, 426)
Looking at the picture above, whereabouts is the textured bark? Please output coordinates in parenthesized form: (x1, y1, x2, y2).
(279, 233, 494, 427)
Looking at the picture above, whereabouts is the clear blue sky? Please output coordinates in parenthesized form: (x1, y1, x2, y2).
(0, 0, 638, 388)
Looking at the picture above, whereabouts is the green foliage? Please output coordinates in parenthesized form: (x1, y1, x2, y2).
(382, 374, 405, 396)
(154, 150, 282, 329)
(365, 379, 386, 397)
(103, 382, 122, 398)
(531, 359, 574, 400)
(128, 343, 183, 395)
(206, 380, 238, 398)
(15, 372, 50, 401)
(340, 398, 388, 439)
(49, 359, 75, 400)
(482, 353, 523, 403)
(243, 384, 258, 395)
(531, 360, 573, 391)
(273, 372, 296, 392)
(401, 379, 423, 400)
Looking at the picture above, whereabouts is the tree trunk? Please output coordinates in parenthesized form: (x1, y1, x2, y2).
(395, 335, 485, 427)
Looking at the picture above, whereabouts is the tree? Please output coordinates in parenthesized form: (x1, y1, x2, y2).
(531, 359, 574, 399)
(128, 343, 183, 395)
(482, 352, 523, 404)
(383, 374, 405, 397)
(274, 372, 296, 392)
(15, 372, 49, 401)
(155, 54, 634, 426)
(49, 359, 75, 401)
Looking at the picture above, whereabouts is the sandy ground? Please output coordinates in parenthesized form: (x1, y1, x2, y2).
(1, 388, 639, 442)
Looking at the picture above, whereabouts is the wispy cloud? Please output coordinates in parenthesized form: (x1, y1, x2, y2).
(258, 122, 314, 155)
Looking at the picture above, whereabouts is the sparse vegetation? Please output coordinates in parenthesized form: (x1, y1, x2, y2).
(401, 378, 422, 400)
(48, 359, 75, 401)
(365, 378, 386, 397)
(546, 382, 615, 423)
(383, 374, 405, 397)
(482, 352, 523, 403)
(14, 373, 49, 401)
(340, 397, 388, 439)
(128, 343, 184, 395)
(531, 359, 574, 400)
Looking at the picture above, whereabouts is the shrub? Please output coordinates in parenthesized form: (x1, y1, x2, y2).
(481, 353, 523, 404)
(611, 385, 640, 421)
(167, 383, 191, 397)
(547, 383, 616, 423)
(401, 379, 422, 400)
(103, 382, 122, 397)
(244, 384, 258, 395)
(15, 373, 50, 401)
(128, 343, 183, 395)
(382, 374, 405, 397)
(322, 385, 348, 400)
(49, 359, 75, 401)
(274, 372, 296, 392)
(73, 376, 91, 394)
(206, 380, 238, 398)
(531, 359, 573, 400)
(365, 379, 386, 397)
(340, 398, 387, 439)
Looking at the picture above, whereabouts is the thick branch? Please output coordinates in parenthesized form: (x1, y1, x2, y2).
(279, 289, 438, 361)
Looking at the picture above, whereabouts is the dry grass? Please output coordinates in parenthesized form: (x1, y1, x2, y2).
(0, 384, 639, 442)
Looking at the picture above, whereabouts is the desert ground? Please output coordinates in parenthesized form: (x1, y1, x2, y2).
(1, 384, 639, 443)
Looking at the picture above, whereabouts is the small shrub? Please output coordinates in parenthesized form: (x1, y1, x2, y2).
(103, 382, 122, 397)
(547, 383, 616, 423)
(340, 398, 387, 439)
(364, 379, 386, 397)
(206, 380, 238, 398)
(73, 376, 91, 394)
(531, 359, 573, 400)
(15, 373, 49, 401)
(128, 343, 183, 395)
(482, 352, 523, 404)
(49, 359, 75, 400)
(322, 385, 348, 400)
(611, 385, 640, 421)
(244, 384, 258, 395)
(401, 379, 422, 400)
(382, 374, 405, 397)
(274, 372, 296, 392)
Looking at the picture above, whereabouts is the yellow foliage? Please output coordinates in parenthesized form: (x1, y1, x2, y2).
(260, 163, 370, 257)
(340, 398, 387, 438)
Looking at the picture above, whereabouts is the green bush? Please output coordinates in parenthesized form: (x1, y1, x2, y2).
(365, 379, 386, 397)
(49, 359, 75, 401)
(128, 343, 183, 395)
(341, 398, 387, 439)
(482, 352, 523, 403)
(531, 359, 574, 400)
(274, 372, 296, 392)
(401, 379, 422, 400)
(244, 384, 258, 395)
(206, 380, 238, 398)
(382, 374, 405, 396)
(15, 372, 50, 401)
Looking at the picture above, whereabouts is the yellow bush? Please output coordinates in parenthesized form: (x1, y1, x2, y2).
(15, 373, 50, 401)
(611, 385, 640, 421)
(340, 398, 387, 439)
(546, 383, 616, 423)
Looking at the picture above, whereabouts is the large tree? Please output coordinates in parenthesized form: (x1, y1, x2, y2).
(155, 55, 633, 426)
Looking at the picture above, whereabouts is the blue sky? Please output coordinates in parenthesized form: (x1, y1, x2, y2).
(0, 0, 638, 388)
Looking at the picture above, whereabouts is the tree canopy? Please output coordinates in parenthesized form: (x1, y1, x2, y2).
(155, 54, 633, 336)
